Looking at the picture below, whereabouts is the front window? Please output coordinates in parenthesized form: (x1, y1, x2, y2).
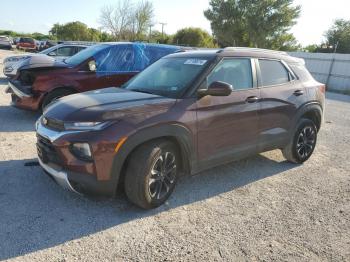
(124, 57, 210, 98)
(207, 58, 253, 90)
(56, 47, 74, 56)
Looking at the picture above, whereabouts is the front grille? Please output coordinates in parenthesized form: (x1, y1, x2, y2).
(36, 134, 61, 165)
(44, 117, 65, 131)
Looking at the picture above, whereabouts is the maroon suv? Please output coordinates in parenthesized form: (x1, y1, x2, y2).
(36, 48, 325, 209)
(7, 43, 183, 111)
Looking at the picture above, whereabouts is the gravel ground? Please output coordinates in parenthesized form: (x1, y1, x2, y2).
(0, 49, 349, 261)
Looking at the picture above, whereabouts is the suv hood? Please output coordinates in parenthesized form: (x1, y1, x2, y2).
(44, 88, 177, 122)
(18, 54, 69, 70)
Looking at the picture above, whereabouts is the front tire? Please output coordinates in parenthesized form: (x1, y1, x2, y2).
(124, 140, 179, 209)
(282, 118, 318, 164)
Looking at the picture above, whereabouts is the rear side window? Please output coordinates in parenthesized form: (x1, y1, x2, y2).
(259, 59, 290, 86)
(207, 58, 253, 90)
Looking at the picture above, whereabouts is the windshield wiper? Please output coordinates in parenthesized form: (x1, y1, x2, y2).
(130, 89, 154, 95)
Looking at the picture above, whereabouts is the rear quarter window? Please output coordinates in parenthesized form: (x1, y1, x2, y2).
(259, 59, 290, 86)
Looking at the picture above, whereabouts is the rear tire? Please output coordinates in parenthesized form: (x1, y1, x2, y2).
(282, 118, 317, 164)
(124, 140, 179, 209)
(41, 88, 76, 111)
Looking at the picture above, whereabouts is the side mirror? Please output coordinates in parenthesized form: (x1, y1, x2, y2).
(88, 60, 97, 72)
(198, 81, 233, 97)
(48, 51, 56, 56)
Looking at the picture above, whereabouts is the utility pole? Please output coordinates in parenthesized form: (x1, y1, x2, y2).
(149, 24, 153, 42)
(159, 22, 167, 39)
(326, 41, 339, 88)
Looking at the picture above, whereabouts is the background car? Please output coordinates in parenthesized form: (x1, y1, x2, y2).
(16, 37, 36, 51)
(7, 42, 186, 111)
(3, 43, 90, 77)
(0, 36, 12, 50)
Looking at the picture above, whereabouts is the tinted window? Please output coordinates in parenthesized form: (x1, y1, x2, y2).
(207, 58, 253, 90)
(259, 59, 289, 86)
(20, 38, 34, 44)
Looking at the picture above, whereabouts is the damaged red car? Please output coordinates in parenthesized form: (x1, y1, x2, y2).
(7, 42, 184, 111)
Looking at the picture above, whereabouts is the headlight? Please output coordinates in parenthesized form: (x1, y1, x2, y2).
(70, 143, 92, 161)
(5, 56, 29, 63)
(64, 121, 111, 131)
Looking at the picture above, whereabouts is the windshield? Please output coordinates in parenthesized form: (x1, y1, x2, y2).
(21, 38, 34, 43)
(124, 57, 210, 98)
(40, 45, 61, 55)
(65, 44, 109, 66)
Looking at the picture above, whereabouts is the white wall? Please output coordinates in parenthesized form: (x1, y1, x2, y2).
(289, 52, 350, 92)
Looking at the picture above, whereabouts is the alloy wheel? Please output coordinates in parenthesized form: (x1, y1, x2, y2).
(296, 126, 316, 159)
(148, 151, 177, 200)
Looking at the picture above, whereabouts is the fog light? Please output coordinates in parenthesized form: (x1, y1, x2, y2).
(4, 66, 13, 73)
(70, 143, 92, 161)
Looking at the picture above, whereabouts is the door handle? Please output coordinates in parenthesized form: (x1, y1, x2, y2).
(294, 90, 304, 96)
(246, 96, 259, 103)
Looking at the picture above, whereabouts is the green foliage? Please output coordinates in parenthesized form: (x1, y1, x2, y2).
(50, 21, 97, 41)
(172, 27, 217, 47)
(204, 0, 301, 50)
(0, 30, 53, 40)
(301, 44, 319, 53)
(324, 19, 350, 54)
(149, 30, 172, 44)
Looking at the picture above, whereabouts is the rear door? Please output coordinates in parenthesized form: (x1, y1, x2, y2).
(257, 58, 307, 151)
(196, 58, 260, 168)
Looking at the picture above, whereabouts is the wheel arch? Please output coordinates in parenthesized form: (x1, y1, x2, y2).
(295, 102, 323, 131)
(110, 123, 196, 195)
(40, 86, 79, 109)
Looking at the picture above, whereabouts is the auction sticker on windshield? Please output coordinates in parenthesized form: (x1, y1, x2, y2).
(184, 59, 207, 66)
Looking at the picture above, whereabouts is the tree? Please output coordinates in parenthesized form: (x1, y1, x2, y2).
(172, 27, 217, 47)
(49, 22, 102, 41)
(149, 30, 172, 44)
(99, 0, 154, 41)
(324, 19, 350, 53)
(204, 0, 301, 50)
(134, 1, 154, 40)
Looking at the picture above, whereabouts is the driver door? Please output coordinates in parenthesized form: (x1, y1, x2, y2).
(196, 58, 260, 169)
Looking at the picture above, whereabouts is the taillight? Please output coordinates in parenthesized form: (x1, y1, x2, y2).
(319, 85, 326, 94)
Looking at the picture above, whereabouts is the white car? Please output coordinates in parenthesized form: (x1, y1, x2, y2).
(0, 36, 12, 50)
(3, 44, 88, 77)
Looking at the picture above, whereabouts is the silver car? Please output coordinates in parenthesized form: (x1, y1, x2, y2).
(0, 36, 12, 50)
(3, 44, 88, 77)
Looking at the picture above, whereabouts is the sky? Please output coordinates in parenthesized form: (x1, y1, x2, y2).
(0, 0, 349, 46)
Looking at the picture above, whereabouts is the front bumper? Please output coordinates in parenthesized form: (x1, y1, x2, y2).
(38, 157, 81, 194)
(7, 80, 43, 111)
(8, 80, 32, 98)
(36, 120, 117, 197)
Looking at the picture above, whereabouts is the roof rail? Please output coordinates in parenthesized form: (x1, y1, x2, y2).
(218, 47, 288, 55)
